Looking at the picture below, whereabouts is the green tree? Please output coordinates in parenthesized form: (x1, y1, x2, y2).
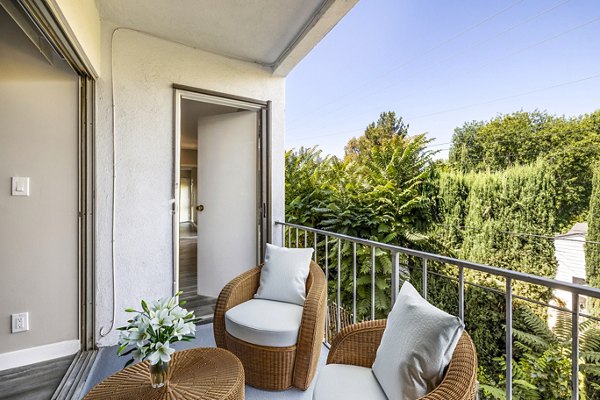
(344, 111, 409, 161)
(586, 166, 600, 309)
(286, 113, 435, 319)
(448, 110, 600, 228)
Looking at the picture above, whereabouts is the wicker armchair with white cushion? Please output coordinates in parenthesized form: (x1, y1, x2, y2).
(214, 244, 326, 391)
(312, 282, 478, 400)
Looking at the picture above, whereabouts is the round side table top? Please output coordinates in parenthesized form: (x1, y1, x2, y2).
(84, 347, 244, 400)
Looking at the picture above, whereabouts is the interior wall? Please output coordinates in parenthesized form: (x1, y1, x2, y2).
(196, 111, 258, 297)
(0, 9, 79, 355)
(95, 24, 286, 346)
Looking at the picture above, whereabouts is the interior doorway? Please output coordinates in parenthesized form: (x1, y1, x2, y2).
(174, 88, 270, 321)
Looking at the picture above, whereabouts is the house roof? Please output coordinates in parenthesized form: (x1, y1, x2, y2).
(556, 222, 588, 238)
(96, 0, 358, 76)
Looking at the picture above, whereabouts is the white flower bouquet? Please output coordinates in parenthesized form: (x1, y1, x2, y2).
(117, 291, 198, 369)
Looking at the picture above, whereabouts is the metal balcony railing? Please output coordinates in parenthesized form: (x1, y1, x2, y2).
(276, 221, 600, 400)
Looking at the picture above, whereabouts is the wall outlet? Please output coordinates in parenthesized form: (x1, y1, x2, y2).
(11, 312, 29, 333)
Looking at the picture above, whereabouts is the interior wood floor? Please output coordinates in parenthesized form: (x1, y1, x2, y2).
(0, 354, 74, 400)
(179, 222, 216, 321)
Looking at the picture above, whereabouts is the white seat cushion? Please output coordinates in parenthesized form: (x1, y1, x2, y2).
(224, 298, 304, 347)
(313, 364, 387, 400)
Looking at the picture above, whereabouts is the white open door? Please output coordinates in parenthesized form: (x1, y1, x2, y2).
(196, 111, 258, 297)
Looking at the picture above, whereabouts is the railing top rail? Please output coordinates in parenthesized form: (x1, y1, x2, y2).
(276, 221, 600, 299)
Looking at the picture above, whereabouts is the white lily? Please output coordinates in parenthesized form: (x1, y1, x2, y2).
(149, 308, 174, 330)
(147, 342, 175, 365)
(118, 293, 197, 366)
(132, 346, 147, 362)
(170, 305, 188, 320)
(172, 318, 193, 340)
(150, 297, 170, 312)
(126, 327, 150, 347)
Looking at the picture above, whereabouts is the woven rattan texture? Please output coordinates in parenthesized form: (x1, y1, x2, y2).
(214, 261, 326, 391)
(83, 348, 244, 400)
(326, 319, 478, 400)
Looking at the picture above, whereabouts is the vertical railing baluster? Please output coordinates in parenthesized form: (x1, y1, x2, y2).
(506, 278, 513, 400)
(313, 231, 317, 262)
(325, 236, 329, 344)
(391, 251, 400, 306)
(572, 293, 580, 400)
(304, 230, 308, 248)
(422, 258, 428, 300)
(337, 239, 342, 333)
(352, 242, 357, 324)
(458, 266, 465, 322)
(371, 246, 376, 321)
(287, 226, 291, 248)
(282, 225, 285, 246)
(295, 228, 299, 248)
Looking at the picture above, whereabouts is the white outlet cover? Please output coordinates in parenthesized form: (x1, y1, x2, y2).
(11, 312, 29, 333)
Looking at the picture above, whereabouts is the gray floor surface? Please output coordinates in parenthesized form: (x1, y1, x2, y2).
(82, 323, 327, 399)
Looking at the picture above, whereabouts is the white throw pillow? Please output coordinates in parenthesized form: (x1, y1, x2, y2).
(372, 281, 464, 400)
(254, 243, 314, 306)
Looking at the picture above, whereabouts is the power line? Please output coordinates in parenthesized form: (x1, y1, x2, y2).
(289, 74, 599, 144)
(405, 73, 600, 121)
(289, 0, 575, 127)
(435, 223, 600, 246)
(292, 0, 571, 125)
(287, 0, 525, 125)
(307, 10, 600, 130)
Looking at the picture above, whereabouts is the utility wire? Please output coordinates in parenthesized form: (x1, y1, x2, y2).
(296, 0, 575, 124)
(287, 0, 525, 125)
(289, 6, 598, 141)
(405, 73, 600, 121)
(289, 73, 599, 143)
(436, 223, 600, 246)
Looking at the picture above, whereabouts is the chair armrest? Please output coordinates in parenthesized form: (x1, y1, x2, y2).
(213, 266, 262, 349)
(419, 332, 478, 400)
(293, 261, 327, 389)
(326, 319, 387, 368)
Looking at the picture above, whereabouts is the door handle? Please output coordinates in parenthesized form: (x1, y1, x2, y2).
(196, 204, 204, 212)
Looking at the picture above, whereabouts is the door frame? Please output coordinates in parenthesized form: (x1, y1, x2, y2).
(172, 85, 271, 295)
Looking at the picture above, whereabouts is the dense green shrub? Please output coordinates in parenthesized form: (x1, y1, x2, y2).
(285, 109, 600, 399)
(449, 110, 600, 228)
(587, 167, 600, 309)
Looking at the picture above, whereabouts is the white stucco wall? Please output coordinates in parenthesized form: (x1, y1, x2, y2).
(95, 24, 285, 346)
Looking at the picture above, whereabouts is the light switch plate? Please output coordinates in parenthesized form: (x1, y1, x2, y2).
(11, 177, 29, 196)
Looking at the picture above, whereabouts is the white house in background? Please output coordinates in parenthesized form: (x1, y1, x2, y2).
(0, 0, 358, 373)
(553, 222, 589, 316)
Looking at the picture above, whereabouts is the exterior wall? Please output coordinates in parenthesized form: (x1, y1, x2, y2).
(95, 24, 286, 346)
(555, 235, 586, 283)
(0, 9, 79, 361)
(553, 234, 587, 314)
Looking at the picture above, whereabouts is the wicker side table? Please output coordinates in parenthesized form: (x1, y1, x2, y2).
(84, 347, 244, 400)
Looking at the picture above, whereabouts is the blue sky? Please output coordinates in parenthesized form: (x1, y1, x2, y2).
(285, 0, 600, 159)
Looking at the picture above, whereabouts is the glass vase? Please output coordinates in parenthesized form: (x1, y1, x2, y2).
(149, 361, 169, 388)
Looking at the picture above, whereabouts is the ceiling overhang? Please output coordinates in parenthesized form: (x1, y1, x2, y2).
(96, 0, 358, 77)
